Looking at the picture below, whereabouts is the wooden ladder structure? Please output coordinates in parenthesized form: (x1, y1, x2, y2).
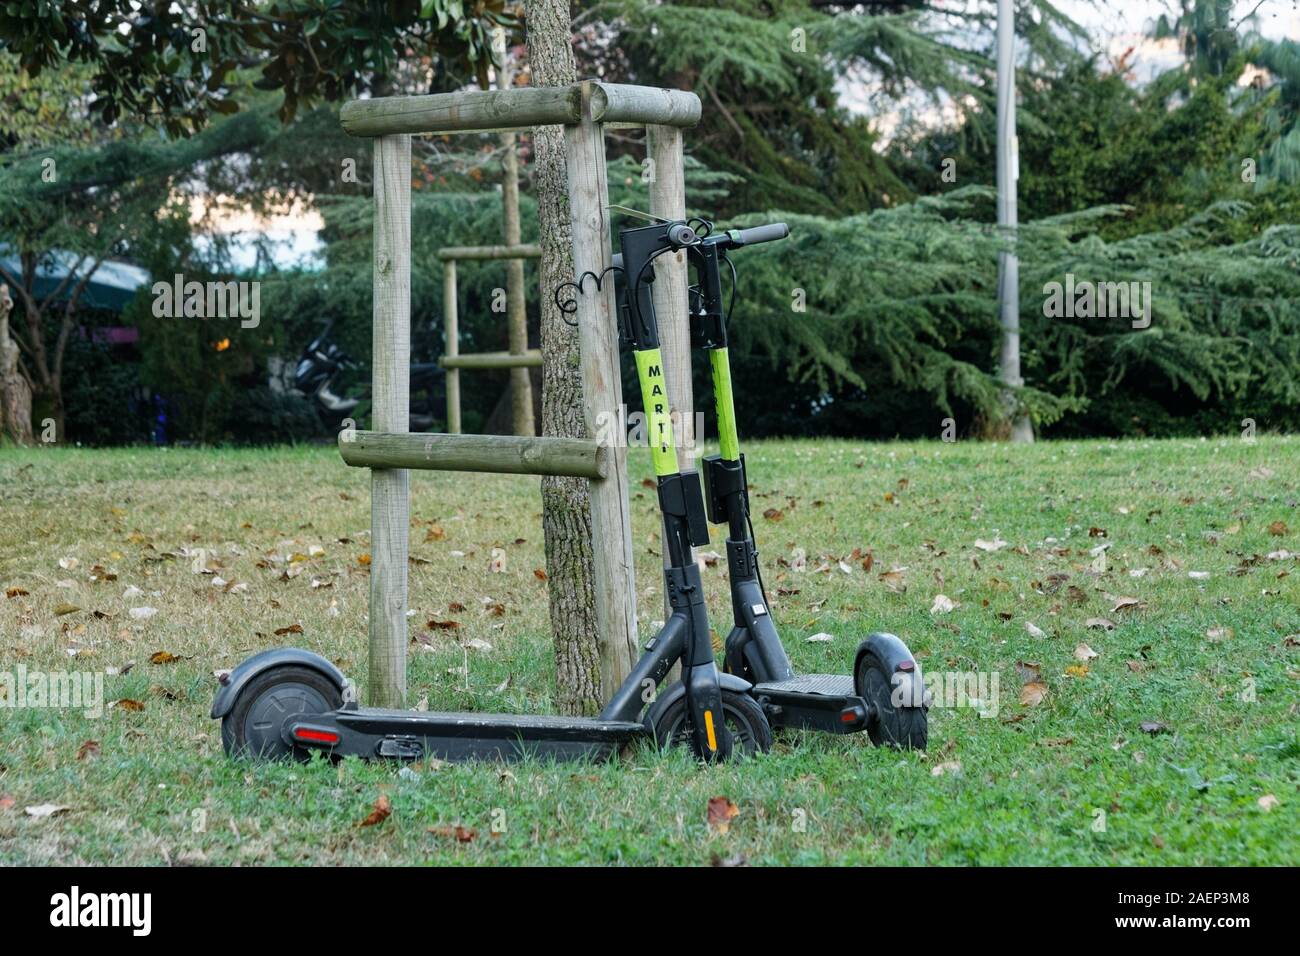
(339, 82, 700, 707)
(437, 242, 542, 435)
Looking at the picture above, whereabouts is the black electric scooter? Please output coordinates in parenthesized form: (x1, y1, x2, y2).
(676, 221, 928, 749)
(212, 218, 927, 763)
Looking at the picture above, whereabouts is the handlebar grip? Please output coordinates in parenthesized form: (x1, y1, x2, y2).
(730, 222, 789, 247)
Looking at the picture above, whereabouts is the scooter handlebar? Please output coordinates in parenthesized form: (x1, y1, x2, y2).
(719, 222, 789, 248)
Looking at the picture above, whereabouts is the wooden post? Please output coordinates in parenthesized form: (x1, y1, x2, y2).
(563, 83, 639, 696)
(443, 258, 460, 435)
(369, 134, 412, 709)
(646, 125, 694, 633)
(499, 56, 535, 438)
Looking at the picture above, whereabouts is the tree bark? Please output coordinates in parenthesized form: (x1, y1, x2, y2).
(525, 0, 602, 716)
(0, 284, 34, 445)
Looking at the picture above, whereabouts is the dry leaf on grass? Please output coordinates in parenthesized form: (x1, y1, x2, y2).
(930, 594, 958, 614)
(931, 760, 962, 776)
(1025, 621, 1046, 639)
(1074, 643, 1099, 661)
(1205, 627, 1234, 642)
(707, 796, 740, 833)
(1258, 794, 1280, 812)
(429, 823, 476, 842)
(76, 740, 100, 760)
(1016, 661, 1041, 682)
(1086, 618, 1116, 631)
(357, 794, 391, 827)
(25, 803, 70, 819)
(1020, 682, 1049, 707)
(1111, 596, 1146, 613)
(879, 570, 907, 593)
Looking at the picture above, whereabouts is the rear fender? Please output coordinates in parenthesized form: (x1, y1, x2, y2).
(211, 647, 350, 719)
(854, 632, 928, 709)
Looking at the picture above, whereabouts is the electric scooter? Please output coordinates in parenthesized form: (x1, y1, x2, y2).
(677, 222, 928, 749)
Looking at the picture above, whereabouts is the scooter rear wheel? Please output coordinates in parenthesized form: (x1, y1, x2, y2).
(856, 652, 928, 750)
(221, 665, 343, 760)
(651, 690, 772, 760)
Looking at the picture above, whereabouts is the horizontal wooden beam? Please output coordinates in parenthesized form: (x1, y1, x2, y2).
(590, 83, 701, 128)
(340, 83, 701, 137)
(439, 350, 542, 370)
(437, 243, 542, 262)
(339, 431, 608, 479)
(342, 86, 582, 137)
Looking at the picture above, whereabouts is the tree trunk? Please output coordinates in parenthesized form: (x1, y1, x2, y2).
(0, 284, 34, 445)
(525, 0, 602, 716)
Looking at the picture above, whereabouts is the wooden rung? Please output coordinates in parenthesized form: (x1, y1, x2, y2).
(439, 350, 542, 370)
(437, 244, 542, 262)
(339, 431, 608, 479)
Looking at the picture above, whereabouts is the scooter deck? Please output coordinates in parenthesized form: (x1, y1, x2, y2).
(751, 673, 870, 734)
(322, 707, 647, 762)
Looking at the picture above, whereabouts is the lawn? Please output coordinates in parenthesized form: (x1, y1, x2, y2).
(0, 436, 1296, 865)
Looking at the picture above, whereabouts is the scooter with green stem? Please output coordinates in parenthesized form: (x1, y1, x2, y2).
(675, 219, 929, 748)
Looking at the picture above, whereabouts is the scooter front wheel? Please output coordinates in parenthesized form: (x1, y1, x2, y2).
(651, 690, 772, 760)
(221, 665, 343, 760)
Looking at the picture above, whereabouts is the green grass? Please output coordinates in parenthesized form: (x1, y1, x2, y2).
(1, 437, 1297, 865)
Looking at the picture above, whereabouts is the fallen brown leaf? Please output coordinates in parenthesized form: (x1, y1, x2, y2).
(76, 740, 101, 760)
(1020, 681, 1048, 707)
(707, 796, 740, 833)
(428, 823, 477, 842)
(358, 793, 392, 827)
